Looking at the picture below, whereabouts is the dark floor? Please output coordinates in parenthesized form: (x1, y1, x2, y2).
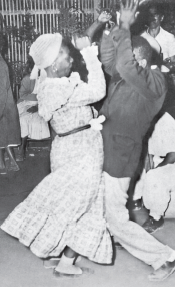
(0, 148, 175, 287)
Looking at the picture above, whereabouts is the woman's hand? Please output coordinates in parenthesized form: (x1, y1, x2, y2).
(120, 0, 139, 29)
(72, 36, 91, 51)
(98, 11, 112, 23)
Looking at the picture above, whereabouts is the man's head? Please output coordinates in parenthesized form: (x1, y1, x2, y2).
(147, 4, 164, 29)
(132, 36, 153, 68)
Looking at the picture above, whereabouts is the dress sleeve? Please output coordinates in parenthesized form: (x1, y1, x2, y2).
(68, 45, 106, 107)
(37, 77, 75, 121)
(100, 31, 117, 77)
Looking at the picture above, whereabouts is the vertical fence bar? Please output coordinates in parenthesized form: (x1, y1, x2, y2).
(94, 0, 99, 19)
(38, 0, 41, 33)
(40, 0, 45, 34)
(34, 0, 37, 32)
(53, 0, 55, 31)
(49, 0, 51, 33)
(1, 0, 98, 85)
(44, 0, 47, 33)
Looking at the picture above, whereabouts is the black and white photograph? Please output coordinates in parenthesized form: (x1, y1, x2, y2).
(0, 0, 175, 286)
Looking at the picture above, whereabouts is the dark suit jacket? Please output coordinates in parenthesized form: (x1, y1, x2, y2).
(99, 28, 167, 178)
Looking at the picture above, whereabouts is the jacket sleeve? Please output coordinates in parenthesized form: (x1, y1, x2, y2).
(100, 31, 117, 77)
(111, 27, 166, 101)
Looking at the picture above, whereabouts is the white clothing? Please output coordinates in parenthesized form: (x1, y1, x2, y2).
(17, 100, 50, 139)
(141, 28, 175, 72)
(149, 112, 175, 157)
(104, 172, 175, 270)
(141, 31, 161, 54)
(155, 27, 175, 60)
(18, 76, 50, 140)
(143, 165, 175, 219)
(134, 112, 175, 218)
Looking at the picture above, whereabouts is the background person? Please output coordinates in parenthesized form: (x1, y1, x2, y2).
(17, 56, 50, 161)
(99, 0, 175, 281)
(132, 2, 175, 209)
(135, 106, 175, 234)
(0, 33, 20, 173)
(141, 3, 175, 72)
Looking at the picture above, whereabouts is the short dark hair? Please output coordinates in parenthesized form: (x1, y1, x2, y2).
(148, 3, 164, 17)
(132, 36, 153, 66)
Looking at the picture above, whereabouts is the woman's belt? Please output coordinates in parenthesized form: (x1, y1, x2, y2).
(58, 124, 91, 137)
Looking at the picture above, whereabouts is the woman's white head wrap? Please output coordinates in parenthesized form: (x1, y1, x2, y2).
(29, 33, 62, 80)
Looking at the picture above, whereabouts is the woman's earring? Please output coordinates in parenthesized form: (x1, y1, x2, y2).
(52, 64, 57, 73)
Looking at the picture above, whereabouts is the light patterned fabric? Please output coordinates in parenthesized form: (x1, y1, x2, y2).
(1, 46, 113, 264)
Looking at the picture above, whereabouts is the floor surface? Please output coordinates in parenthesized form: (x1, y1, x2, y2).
(0, 148, 175, 287)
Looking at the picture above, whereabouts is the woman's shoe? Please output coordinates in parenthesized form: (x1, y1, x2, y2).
(53, 267, 94, 279)
(43, 256, 82, 269)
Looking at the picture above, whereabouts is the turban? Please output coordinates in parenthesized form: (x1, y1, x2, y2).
(29, 33, 62, 80)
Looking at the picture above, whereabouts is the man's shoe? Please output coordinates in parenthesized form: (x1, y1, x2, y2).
(148, 260, 175, 281)
(142, 216, 164, 234)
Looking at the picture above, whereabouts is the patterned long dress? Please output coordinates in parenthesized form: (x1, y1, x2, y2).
(1, 46, 112, 264)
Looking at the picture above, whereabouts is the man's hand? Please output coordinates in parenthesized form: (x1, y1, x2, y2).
(120, 0, 139, 30)
(98, 11, 112, 23)
(72, 35, 91, 51)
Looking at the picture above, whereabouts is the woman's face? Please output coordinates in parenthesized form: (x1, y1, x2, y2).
(54, 45, 73, 78)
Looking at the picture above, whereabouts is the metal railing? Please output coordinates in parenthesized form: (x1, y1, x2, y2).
(0, 0, 120, 98)
(0, 0, 99, 61)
